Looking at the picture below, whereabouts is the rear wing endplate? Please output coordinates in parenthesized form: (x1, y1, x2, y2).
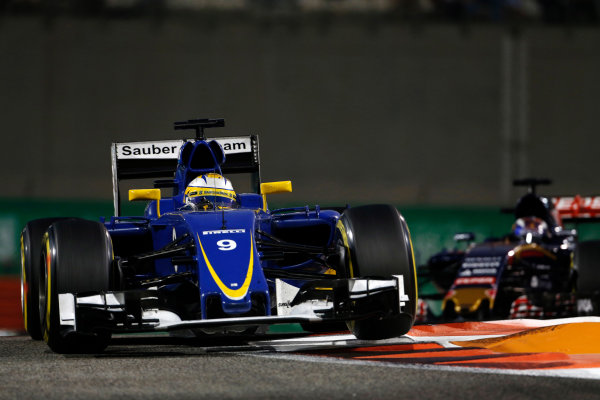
(111, 136, 260, 216)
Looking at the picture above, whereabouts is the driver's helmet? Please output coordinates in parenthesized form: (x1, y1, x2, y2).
(512, 217, 549, 241)
(514, 193, 558, 229)
(184, 173, 237, 210)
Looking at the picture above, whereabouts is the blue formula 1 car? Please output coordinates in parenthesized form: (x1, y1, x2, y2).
(20, 118, 418, 353)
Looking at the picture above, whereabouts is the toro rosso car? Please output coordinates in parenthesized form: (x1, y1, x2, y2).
(20, 118, 418, 353)
(418, 178, 600, 322)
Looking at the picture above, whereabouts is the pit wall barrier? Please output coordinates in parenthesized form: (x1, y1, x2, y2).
(2, 198, 599, 330)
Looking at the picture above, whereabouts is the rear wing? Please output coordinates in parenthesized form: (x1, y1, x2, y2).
(111, 136, 260, 216)
(552, 196, 600, 223)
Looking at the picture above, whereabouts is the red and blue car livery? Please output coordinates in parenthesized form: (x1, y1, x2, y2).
(418, 178, 600, 322)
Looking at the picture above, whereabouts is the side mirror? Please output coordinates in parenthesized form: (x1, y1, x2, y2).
(129, 189, 162, 216)
(129, 189, 161, 202)
(260, 181, 292, 195)
(260, 181, 292, 211)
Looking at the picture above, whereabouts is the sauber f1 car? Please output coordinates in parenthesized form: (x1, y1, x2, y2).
(20, 118, 418, 353)
(418, 178, 600, 322)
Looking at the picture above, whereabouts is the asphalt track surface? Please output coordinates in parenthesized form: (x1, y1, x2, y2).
(2, 332, 600, 400)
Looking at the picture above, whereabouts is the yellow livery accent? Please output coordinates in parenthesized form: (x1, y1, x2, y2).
(129, 189, 161, 216)
(204, 172, 224, 179)
(260, 181, 292, 211)
(129, 188, 161, 201)
(197, 233, 254, 300)
(260, 181, 292, 195)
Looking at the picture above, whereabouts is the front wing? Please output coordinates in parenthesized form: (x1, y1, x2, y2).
(57, 276, 411, 334)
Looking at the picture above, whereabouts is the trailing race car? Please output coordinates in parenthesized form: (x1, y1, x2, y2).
(417, 178, 600, 322)
(20, 118, 418, 353)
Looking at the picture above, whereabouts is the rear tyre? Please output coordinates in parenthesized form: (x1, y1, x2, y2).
(20, 218, 67, 340)
(40, 219, 114, 353)
(337, 204, 418, 340)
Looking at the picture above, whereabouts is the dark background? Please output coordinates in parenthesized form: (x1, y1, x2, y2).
(0, 2, 599, 272)
(1, 1, 599, 206)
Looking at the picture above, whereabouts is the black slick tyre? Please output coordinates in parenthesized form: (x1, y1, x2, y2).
(337, 204, 418, 340)
(40, 219, 114, 353)
(20, 218, 67, 340)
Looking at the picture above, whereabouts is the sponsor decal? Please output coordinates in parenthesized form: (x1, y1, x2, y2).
(459, 256, 503, 277)
(454, 276, 496, 286)
(116, 137, 252, 160)
(459, 268, 498, 277)
(215, 137, 251, 154)
(117, 141, 183, 159)
(202, 229, 245, 235)
(462, 256, 503, 269)
(187, 188, 237, 200)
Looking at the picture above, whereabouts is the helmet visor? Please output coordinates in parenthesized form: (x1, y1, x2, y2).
(186, 188, 237, 209)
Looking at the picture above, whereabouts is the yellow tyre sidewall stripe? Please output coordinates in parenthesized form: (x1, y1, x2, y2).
(405, 223, 419, 317)
(336, 220, 354, 278)
(43, 233, 52, 343)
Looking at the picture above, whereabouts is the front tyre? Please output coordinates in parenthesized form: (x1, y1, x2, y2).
(337, 204, 418, 340)
(20, 218, 67, 340)
(40, 219, 114, 353)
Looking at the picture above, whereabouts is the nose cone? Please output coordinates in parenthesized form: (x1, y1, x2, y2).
(444, 287, 494, 316)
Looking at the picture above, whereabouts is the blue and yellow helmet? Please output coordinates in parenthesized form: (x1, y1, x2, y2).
(184, 173, 237, 209)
